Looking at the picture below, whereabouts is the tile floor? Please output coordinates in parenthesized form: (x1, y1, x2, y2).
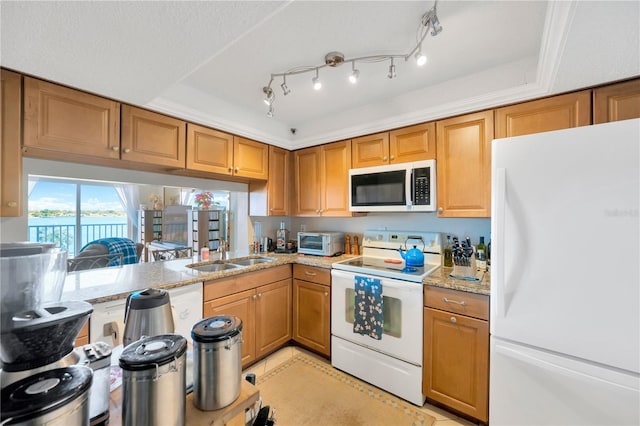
(242, 345, 477, 426)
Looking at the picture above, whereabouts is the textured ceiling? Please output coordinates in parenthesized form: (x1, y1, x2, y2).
(1, 1, 638, 149)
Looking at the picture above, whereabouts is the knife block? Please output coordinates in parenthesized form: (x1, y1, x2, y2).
(453, 255, 476, 279)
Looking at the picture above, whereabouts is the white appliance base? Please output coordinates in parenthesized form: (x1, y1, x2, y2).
(331, 335, 425, 406)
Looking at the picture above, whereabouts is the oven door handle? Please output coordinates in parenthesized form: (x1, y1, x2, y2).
(331, 270, 423, 293)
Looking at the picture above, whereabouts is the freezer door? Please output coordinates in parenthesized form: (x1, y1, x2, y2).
(490, 337, 640, 426)
(491, 119, 640, 373)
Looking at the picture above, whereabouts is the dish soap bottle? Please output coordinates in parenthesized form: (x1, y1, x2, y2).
(276, 222, 289, 251)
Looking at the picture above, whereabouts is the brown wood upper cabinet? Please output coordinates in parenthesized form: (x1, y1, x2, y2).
(593, 78, 640, 124)
(436, 111, 493, 218)
(495, 90, 591, 139)
(249, 145, 290, 216)
(186, 123, 268, 180)
(1, 70, 22, 217)
(294, 140, 352, 217)
(23, 76, 121, 159)
(351, 122, 436, 168)
(120, 105, 186, 168)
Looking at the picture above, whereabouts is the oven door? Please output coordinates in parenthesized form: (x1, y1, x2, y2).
(331, 269, 423, 365)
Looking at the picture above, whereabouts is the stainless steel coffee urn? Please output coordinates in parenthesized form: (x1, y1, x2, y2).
(191, 315, 243, 411)
(119, 334, 187, 426)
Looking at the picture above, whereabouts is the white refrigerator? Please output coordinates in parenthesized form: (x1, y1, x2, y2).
(490, 119, 640, 425)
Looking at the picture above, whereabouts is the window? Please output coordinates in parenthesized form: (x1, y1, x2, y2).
(28, 177, 128, 256)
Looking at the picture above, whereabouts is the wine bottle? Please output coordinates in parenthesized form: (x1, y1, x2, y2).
(476, 236, 487, 271)
(443, 235, 453, 267)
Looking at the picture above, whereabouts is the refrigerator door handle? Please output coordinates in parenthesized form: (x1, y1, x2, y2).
(493, 168, 507, 320)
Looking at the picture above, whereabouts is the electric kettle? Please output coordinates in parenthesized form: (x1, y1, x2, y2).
(123, 288, 175, 347)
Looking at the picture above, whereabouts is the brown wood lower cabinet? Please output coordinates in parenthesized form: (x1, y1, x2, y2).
(203, 265, 292, 367)
(292, 264, 331, 356)
(423, 286, 489, 423)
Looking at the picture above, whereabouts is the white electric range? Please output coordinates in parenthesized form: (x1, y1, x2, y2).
(331, 229, 441, 406)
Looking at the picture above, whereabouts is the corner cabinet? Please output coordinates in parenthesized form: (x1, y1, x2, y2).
(351, 122, 436, 168)
(423, 286, 489, 423)
(294, 140, 353, 217)
(436, 111, 493, 218)
(292, 265, 331, 356)
(203, 265, 292, 367)
(23, 76, 121, 159)
(593, 78, 640, 124)
(249, 145, 290, 216)
(495, 90, 591, 138)
(1, 70, 22, 217)
(120, 105, 186, 168)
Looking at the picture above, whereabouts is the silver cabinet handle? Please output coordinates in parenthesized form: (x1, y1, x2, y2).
(390, 155, 395, 160)
(111, 146, 119, 151)
(6, 201, 17, 208)
(443, 297, 466, 306)
(304, 271, 317, 276)
(257, 293, 262, 298)
(252, 294, 257, 300)
(235, 167, 239, 173)
(324, 292, 329, 297)
(437, 207, 444, 214)
(383, 156, 388, 161)
(228, 167, 233, 172)
(123, 148, 131, 153)
(450, 316, 457, 323)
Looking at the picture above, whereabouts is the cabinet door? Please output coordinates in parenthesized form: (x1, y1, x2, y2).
(293, 279, 330, 356)
(389, 122, 436, 163)
(186, 123, 233, 175)
(351, 132, 389, 168)
(23, 77, 120, 159)
(233, 137, 268, 180)
(121, 105, 186, 168)
(436, 111, 493, 217)
(423, 307, 489, 422)
(593, 79, 640, 124)
(1, 70, 22, 217)
(320, 140, 351, 217)
(293, 146, 321, 216)
(204, 289, 256, 366)
(495, 91, 591, 139)
(268, 146, 289, 215)
(255, 279, 292, 359)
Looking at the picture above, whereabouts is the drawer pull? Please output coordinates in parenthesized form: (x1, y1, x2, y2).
(450, 316, 457, 323)
(442, 297, 466, 306)
(324, 292, 328, 297)
(304, 271, 317, 276)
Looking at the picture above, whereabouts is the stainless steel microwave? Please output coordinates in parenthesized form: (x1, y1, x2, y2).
(349, 160, 436, 212)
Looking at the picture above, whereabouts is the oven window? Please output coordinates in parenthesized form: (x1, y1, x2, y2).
(351, 170, 406, 206)
(299, 234, 323, 250)
(345, 288, 402, 338)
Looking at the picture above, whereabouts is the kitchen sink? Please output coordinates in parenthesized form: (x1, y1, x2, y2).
(188, 262, 242, 273)
(228, 256, 277, 266)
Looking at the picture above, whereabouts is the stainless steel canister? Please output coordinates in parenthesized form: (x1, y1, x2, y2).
(119, 334, 187, 426)
(191, 315, 243, 411)
(0, 365, 92, 425)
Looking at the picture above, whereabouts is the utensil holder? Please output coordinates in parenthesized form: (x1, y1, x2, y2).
(453, 255, 476, 279)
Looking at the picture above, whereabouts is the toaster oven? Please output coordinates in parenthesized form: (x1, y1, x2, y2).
(297, 232, 345, 256)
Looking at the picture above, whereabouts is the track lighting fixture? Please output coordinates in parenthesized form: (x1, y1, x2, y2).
(312, 69, 322, 90)
(349, 62, 360, 84)
(261, 0, 443, 116)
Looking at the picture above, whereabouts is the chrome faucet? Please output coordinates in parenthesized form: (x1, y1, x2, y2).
(217, 238, 227, 259)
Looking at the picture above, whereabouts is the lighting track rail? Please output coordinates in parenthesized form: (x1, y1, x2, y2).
(262, 0, 443, 117)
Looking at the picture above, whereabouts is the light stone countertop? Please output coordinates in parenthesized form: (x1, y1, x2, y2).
(62, 252, 489, 304)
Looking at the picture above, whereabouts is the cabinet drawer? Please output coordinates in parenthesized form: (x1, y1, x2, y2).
(204, 264, 291, 301)
(293, 264, 331, 286)
(424, 286, 489, 321)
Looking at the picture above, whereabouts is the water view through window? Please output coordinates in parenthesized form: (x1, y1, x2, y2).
(28, 178, 127, 256)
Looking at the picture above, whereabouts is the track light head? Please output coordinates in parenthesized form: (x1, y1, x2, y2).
(415, 49, 427, 67)
(312, 69, 322, 90)
(281, 81, 290, 96)
(266, 104, 274, 117)
(387, 59, 396, 79)
(349, 62, 360, 84)
(263, 86, 274, 105)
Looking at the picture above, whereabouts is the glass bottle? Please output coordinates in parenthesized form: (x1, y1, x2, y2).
(476, 236, 487, 271)
(443, 235, 453, 267)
